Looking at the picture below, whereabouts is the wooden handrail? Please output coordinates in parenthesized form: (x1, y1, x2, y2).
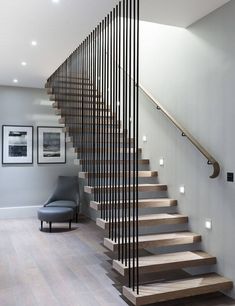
(139, 85, 220, 178)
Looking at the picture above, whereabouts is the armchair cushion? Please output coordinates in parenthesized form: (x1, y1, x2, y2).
(46, 200, 77, 209)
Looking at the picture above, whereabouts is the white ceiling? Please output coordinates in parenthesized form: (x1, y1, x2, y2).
(140, 0, 231, 27)
(0, 0, 231, 89)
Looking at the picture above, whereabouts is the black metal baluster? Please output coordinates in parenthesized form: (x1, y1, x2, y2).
(104, 17, 107, 222)
(128, 0, 132, 288)
(118, 0, 121, 262)
(101, 19, 105, 220)
(97, 23, 101, 206)
(110, 10, 114, 241)
(114, 5, 118, 244)
(107, 13, 111, 238)
(136, 0, 139, 294)
(132, 0, 136, 291)
(121, 0, 126, 264)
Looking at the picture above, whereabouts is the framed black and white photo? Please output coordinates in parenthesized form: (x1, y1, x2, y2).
(2, 125, 33, 164)
(37, 126, 66, 164)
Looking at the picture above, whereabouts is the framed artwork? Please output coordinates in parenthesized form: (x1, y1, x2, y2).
(37, 126, 66, 164)
(2, 125, 33, 164)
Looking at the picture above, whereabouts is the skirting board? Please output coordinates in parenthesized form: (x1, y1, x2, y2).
(0, 205, 42, 219)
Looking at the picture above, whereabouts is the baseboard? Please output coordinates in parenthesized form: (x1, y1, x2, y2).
(0, 205, 42, 219)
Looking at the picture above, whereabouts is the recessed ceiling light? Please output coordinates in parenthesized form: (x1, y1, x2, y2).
(31, 41, 37, 46)
(52, 0, 59, 3)
(21, 62, 27, 66)
(13, 79, 18, 83)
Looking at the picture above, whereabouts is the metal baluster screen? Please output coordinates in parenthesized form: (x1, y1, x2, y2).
(47, 0, 139, 293)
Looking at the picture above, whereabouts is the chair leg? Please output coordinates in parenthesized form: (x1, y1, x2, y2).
(49, 222, 52, 233)
(76, 212, 78, 223)
(69, 220, 72, 230)
(41, 221, 43, 231)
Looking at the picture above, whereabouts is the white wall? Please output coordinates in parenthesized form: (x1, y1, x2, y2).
(139, 0, 235, 297)
(0, 86, 77, 218)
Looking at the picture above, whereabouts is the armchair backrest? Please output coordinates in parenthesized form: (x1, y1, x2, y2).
(48, 176, 79, 204)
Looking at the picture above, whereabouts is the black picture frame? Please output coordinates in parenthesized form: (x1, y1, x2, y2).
(37, 126, 66, 164)
(2, 125, 34, 165)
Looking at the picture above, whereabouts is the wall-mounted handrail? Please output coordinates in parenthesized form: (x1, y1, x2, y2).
(139, 85, 220, 178)
(118, 63, 220, 179)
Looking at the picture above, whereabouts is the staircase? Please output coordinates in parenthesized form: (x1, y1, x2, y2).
(45, 0, 232, 303)
(46, 76, 233, 305)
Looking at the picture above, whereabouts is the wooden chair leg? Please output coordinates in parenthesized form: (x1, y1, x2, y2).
(49, 222, 52, 233)
(41, 221, 43, 231)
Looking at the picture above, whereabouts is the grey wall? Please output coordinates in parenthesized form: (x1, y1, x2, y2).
(0, 86, 77, 217)
(139, 0, 235, 297)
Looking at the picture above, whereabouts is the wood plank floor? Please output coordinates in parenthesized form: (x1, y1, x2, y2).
(0, 217, 234, 306)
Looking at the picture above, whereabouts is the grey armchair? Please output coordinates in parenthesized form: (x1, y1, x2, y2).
(44, 176, 79, 222)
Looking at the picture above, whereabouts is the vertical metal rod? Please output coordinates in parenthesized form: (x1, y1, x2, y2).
(105, 16, 108, 223)
(107, 13, 111, 238)
(128, 0, 132, 288)
(110, 10, 113, 241)
(136, 0, 139, 294)
(117, 0, 121, 263)
(97, 23, 101, 205)
(121, 0, 125, 264)
(92, 29, 97, 191)
(81, 43, 84, 172)
(125, 0, 129, 268)
(114, 5, 118, 244)
(103, 18, 107, 220)
(101, 19, 105, 220)
(132, 0, 136, 291)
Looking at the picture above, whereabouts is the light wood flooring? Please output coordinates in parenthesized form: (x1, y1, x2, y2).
(0, 217, 235, 306)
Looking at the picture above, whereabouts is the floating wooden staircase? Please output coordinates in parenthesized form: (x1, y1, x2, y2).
(45, 0, 231, 301)
(46, 76, 232, 305)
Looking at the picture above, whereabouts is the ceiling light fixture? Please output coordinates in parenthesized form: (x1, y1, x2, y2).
(52, 0, 59, 3)
(21, 62, 27, 66)
(31, 41, 37, 46)
(13, 79, 18, 83)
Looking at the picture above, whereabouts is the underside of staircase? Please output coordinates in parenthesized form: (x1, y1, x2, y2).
(46, 76, 233, 306)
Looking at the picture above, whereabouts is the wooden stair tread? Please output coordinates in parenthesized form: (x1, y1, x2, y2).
(51, 98, 104, 104)
(46, 82, 93, 88)
(84, 184, 167, 194)
(48, 90, 98, 96)
(76, 148, 141, 154)
(49, 76, 90, 80)
(51, 96, 101, 102)
(90, 198, 177, 210)
(123, 273, 233, 305)
(72, 138, 134, 143)
(113, 251, 216, 276)
(52, 102, 109, 109)
(104, 231, 201, 252)
(53, 105, 109, 111)
(96, 214, 188, 230)
(79, 170, 157, 179)
(50, 94, 101, 100)
(78, 159, 149, 165)
(59, 119, 120, 126)
(63, 128, 123, 134)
